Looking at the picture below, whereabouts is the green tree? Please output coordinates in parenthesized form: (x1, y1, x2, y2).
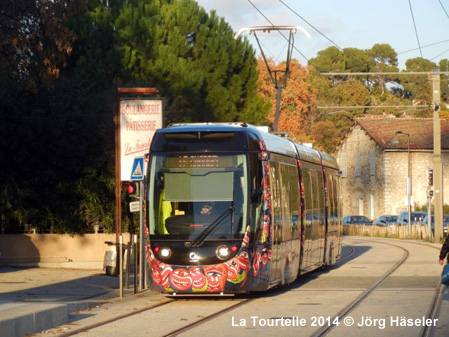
(343, 47, 371, 73)
(0, 0, 269, 233)
(366, 44, 399, 95)
(309, 46, 345, 73)
(440, 59, 449, 104)
(114, 0, 268, 124)
(399, 57, 437, 108)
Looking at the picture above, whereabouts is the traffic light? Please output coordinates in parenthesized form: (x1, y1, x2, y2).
(427, 169, 433, 186)
(124, 181, 139, 198)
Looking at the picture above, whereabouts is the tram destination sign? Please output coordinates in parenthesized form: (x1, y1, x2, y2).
(120, 99, 162, 181)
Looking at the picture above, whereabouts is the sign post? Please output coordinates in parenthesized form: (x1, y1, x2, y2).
(130, 156, 145, 290)
(115, 88, 162, 291)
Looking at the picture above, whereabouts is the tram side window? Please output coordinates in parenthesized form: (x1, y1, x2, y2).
(327, 175, 335, 226)
(310, 170, 320, 226)
(270, 162, 282, 235)
(316, 171, 325, 226)
(334, 177, 341, 223)
(302, 168, 313, 231)
(331, 174, 339, 226)
(280, 164, 292, 240)
(289, 164, 300, 239)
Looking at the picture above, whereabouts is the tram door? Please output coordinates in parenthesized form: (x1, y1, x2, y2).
(302, 167, 313, 270)
(268, 161, 283, 284)
(303, 167, 325, 267)
(311, 169, 326, 264)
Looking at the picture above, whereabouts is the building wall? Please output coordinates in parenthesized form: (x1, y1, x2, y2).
(337, 126, 385, 219)
(384, 151, 449, 215)
(337, 125, 449, 219)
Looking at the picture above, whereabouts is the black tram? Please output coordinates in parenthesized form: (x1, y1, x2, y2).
(145, 123, 342, 294)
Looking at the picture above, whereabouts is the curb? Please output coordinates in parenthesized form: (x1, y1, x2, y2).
(0, 300, 107, 337)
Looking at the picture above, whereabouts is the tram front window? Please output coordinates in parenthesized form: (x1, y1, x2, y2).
(148, 154, 248, 240)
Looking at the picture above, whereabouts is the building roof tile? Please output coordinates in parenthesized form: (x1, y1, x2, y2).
(355, 116, 449, 150)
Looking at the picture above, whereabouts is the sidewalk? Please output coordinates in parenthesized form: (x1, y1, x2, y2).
(0, 266, 133, 337)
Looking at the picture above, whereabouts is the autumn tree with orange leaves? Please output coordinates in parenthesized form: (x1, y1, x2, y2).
(257, 57, 316, 143)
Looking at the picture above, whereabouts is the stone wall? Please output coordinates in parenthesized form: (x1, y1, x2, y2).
(337, 125, 385, 219)
(384, 151, 449, 215)
(337, 125, 449, 220)
(0, 233, 123, 269)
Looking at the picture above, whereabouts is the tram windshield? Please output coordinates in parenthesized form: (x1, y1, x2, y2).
(148, 153, 248, 240)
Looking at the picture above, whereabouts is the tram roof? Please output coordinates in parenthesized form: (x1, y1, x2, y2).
(160, 123, 337, 168)
(164, 123, 254, 133)
(318, 151, 339, 170)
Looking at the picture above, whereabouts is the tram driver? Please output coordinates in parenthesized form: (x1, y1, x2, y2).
(200, 203, 213, 215)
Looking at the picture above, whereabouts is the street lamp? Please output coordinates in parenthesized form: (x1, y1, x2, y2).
(393, 131, 412, 237)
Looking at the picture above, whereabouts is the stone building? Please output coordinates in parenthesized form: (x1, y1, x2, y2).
(335, 116, 449, 219)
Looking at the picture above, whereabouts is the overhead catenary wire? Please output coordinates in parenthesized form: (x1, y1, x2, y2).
(431, 48, 449, 61)
(398, 39, 449, 54)
(408, 0, 423, 58)
(438, 0, 449, 20)
(278, 0, 344, 51)
(246, 0, 310, 63)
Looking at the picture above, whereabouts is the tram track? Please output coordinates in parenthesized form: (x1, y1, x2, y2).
(312, 239, 410, 336)
(383, 239, 443, 337)
(162, 298, 256, 337)
(57, 297, 255, 337)
(40, 239, 444, 337)
(58, 299, 176, 337)
(363, 238, 444, 337)
(312, 238, 444, 337)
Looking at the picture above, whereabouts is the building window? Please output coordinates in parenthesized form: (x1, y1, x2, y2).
(370, 150, 375, 176)
(355, 152, 361, 177)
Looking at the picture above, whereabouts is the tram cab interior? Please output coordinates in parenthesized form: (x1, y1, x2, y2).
(148, 153, 249, 240)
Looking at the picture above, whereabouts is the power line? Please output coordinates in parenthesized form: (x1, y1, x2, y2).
(408, 0, 423, 58)
(431, 48, 449, 61)
(247, 0, 273, 27)
(278, 0, 344, 51)
(246, 0, 309, 63)
(438, 0, 449, 20)
(398, 39, 449, 54)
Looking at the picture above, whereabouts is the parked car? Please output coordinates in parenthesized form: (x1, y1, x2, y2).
(373, 215, 398, 227)
(422, 214, 449, 234)
(397, 212, 427, 226)
(343, 215, 372, 225)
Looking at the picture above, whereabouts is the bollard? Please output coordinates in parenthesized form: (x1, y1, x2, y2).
(119, 235, 124, 298)
(126, 242, 131, 289)
(134, 234, 138, 294)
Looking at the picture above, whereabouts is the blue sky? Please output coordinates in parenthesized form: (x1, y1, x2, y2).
(195, 0, 449, 70)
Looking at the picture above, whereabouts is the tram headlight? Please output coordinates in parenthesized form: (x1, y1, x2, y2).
(159, 247, 172, 260)
(216, 245, 230, 260)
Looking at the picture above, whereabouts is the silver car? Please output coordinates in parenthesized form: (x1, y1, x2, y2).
(422, 214, 449, 234)
(373, 215, 398, 227)
(397, 212, 427, 226)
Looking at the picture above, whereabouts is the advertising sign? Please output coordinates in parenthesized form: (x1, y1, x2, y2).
(120, 99, 162, 181)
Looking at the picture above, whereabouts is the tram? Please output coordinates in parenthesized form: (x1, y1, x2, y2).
(145, 123, 342, 294)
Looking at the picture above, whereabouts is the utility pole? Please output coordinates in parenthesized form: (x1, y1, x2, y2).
(235, 26, 310, 132)
(432, 71, 444, 243)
